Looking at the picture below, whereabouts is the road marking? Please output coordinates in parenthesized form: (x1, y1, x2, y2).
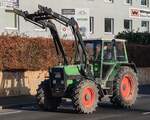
(142, 112, 150, 115)
(0, 110, 22, 116)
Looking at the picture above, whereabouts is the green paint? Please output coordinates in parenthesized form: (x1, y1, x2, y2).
(124, 43, 129, 62)
(64, 65, 80, 76)
(108, 63, 122, 81)
(67, 79, 74, 86)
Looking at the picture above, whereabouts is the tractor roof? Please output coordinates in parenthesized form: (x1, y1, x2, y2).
(83, 39, 126, 43)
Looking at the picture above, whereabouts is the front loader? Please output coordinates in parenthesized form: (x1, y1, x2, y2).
(14, 5, 138, 114)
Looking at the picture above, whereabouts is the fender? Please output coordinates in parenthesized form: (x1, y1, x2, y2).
(120, 62, 138, 73)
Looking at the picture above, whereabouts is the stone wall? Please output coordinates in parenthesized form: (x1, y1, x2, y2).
(138, 68, 150, 85)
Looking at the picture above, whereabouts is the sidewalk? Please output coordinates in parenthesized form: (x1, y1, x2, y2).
(0, 95, 36, 109)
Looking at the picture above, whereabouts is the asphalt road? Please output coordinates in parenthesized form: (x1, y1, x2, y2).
(0, 95, 150, 120)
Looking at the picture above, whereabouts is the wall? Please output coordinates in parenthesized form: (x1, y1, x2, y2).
(0, 70, 48, 96)
(138, 68, 150, 85)
(0, 68, 149, 97)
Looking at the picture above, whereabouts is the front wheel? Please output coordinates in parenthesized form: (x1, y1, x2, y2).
(110, 66, 138, 108)
(72, 80, 99, 114)
(36, 80, 61, 111)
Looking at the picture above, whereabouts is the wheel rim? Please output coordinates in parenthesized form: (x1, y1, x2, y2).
(120, 75, 134, 100)
(81, 87, 95, 108)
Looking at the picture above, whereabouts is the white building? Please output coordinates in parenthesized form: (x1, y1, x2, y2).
(0, 0, 150, 39)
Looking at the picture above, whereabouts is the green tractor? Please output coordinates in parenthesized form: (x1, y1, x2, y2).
(14, 5, 138, 114)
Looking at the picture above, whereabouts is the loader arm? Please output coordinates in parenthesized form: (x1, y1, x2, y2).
(14, 8, 68, 65)
(13, 5, 92, 79)
(37, 5, 90, 74)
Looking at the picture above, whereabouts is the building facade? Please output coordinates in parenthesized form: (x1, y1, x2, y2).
(0, 0, 150, 39)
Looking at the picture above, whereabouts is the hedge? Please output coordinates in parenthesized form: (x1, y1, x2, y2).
(0, 34, 149, 70)
(116, 31, 150, 45)
(0, 35, 74, 70)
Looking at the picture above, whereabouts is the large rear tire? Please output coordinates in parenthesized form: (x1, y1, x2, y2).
(36, 80, 61, 111)
(110, 66, 138, 108)
(72, 80, 99, 114)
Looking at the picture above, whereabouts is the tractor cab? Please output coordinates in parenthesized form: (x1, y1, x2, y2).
(76, 39, 128, 79)
(83, 39, 128, 63)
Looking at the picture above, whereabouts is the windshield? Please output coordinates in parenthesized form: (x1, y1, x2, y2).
(74, 40, 102, 63)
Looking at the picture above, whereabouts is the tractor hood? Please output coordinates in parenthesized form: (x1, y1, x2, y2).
(52, 65, 81, 76)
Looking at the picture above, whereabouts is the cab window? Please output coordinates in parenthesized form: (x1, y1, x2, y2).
(116, 42, 126, 61)
(103, 42, 114, 61)
(85, 43, 94, 62)
(95, 44, 102, 61)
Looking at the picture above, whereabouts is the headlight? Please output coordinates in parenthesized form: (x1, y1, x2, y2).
(54, 72, 61, 78)
(53, 80, 56, 84)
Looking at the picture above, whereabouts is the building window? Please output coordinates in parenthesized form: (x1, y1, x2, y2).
(124, 0, 132, 5)
(5, 9, 19, 30)
(141, 0, 149, 7)
(104, 18, 114, 34)
(90, 16, 94, 34)
(141, 21, 149, 32)
(104, 0, 114, 3)
(2, 0, 19, 8)
(124, 19, 132, 31)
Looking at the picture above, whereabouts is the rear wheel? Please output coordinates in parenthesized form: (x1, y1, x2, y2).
(110, 66, 138, 108)
(72, 80, 99, 114)
(36, 80, 61, 111)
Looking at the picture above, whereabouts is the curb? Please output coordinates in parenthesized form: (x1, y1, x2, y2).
(0, 95, 36, 110)
(0, 102, 37, 109)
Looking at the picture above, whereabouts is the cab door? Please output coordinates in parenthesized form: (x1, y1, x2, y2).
(92, 41, 102, 78)
(84, 40, 102, 78)
(101, 41, 116, 81)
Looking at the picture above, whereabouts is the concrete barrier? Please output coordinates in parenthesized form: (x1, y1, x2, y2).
(0, 68, 149, 97)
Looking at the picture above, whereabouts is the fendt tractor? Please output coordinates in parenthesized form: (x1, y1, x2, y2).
(14, 5, 138, 114)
